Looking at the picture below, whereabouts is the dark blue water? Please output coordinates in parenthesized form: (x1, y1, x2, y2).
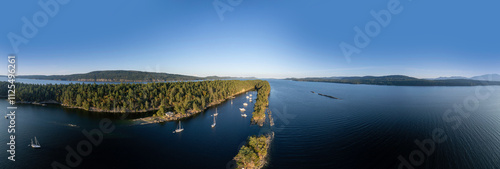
(0, 86, 262, 169)
(1, 79, 500, 169)
(266, 80, 500, 169)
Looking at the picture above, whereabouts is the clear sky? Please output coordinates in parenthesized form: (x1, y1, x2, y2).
(1, 0, 498, 78)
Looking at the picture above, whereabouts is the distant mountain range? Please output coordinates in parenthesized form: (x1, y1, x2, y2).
(288, 75, 500, 86)
(15, 70, 255, 82)
(433, 74, 500, 82)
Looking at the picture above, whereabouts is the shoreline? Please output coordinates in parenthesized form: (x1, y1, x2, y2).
(132, 87, 255, 125)
(233, 132, 274, 169)
(14, 87, 254, 119)
(14, 100, 161, 113)
(256, 132, 274, 169)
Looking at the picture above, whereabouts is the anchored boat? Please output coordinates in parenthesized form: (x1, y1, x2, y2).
(211, 115, 216, 128)
(30, 137, 41, 149)
(173, 121, 184, 133)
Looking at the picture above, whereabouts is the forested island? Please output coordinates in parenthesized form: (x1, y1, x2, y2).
(251, 81, 271, 126)
(0, 80, 268, 117)
(233, 134, 273, 169)
(13, 70, 254, 82)
(288, 75, 500, 86)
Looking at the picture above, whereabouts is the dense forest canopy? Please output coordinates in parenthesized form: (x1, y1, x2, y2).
(289, 75, 500, 86)
(234, 134, 272, 169)
(0, 80, 269, 115)
(251, 81, 271, 126)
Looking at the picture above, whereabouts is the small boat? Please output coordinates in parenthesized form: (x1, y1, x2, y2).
(249, 94, 252, 97)
(30, 137, 41, 149)
(243, 103, 248, 106)
(214, 108, 218, 116)
(249, 99, 252, 102)
(211, 116, 216, 128)
(5, 116, 8, 119)
(239, 108, 246, 112)
(241, 113, 247, 117)
(246, 96, 249, 99)
(173, 121, 184, 133)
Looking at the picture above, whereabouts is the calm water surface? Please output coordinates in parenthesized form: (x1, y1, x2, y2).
(1, 79, 500, 169)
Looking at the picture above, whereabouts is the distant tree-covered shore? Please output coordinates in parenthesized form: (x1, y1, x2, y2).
(0, 80, 268, 115)
(288, 75, 500, 86)
(9, 70, 255, 82)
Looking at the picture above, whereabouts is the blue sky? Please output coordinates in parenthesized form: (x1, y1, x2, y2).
(1, 0, 498, 78)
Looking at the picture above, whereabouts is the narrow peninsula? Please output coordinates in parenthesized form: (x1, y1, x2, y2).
(0, 80, 268, 123)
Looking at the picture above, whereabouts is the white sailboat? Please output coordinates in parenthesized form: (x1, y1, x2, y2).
(214, 107, 218, 116)
(30, 137, 41, 149)
(173, 121, 184, 133)
(246, 96, 249, 99)
(243, 103, 248, 106)
(249, 94, 252, 97)
(239, 108, 246, 112)
(211, 115, 216, 128)
(241, 113, 247, 117)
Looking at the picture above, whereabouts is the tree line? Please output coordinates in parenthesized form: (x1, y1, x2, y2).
(233, 134, 272, 169)
(0, 80, 267, 115)
(251, 81, 271, 126)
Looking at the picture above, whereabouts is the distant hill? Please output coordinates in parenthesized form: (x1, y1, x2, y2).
(288, 75, 500, 86)
(18, 70, 202, 82)
(205, 76, 257, 80)
(434, 76, 468, 80)
(430, 74, 500, 82)
(470, 74, 500, 81)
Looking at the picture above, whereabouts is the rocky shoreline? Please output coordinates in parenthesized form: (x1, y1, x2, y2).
(132, 88, 255, 125)
(12, 87, 255, 119)
(311, 91, 340, 100)
(233, 132, 274, 169)
(15, 100, 160, 113)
